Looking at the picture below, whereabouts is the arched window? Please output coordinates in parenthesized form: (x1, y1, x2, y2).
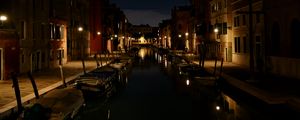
(271, 22, 280, 56)
(291, 19, 300, 57)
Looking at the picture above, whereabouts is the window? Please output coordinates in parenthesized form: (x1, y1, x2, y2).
(50, 23, 64, 39)
(50, 23, 54, 39)
(32, 23, 36, 39)
(41, 0, 44, 10)
(234, 37, 237, 52)
(60, 25, 64, 39)
(41, 24, 44, 40)
(256, 36, 261, 43)
(42, 52, 45, 62)
(236, 16, 240, 27)
(271, 22, 280, 55)
(57, 49, 63, 59)
(243, 36, 247, 53)
(237, 37, 240, 53)
(256, 14, 260, 23)
(242, 15, 246, 25)
(234, 16, 240, 27)
(55, 25, 60, 39)
(223, 23, 227, 34)
(218, 2, 222, 10)
(256, 36, 261, 56)
(178, 24, 182, 30)
(21, 54, 25, 64)
(50, 50, 54, 60)
(234, 37, 241, 53)
(21, 21, 26, 39)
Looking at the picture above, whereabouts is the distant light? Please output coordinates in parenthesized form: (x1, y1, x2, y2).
(216, 106, 220, 111)
(164, 36, 167, 39)
(78, 27, 83, 31)
(0, 15, 7, 21)
(185, 32, 189, 36)
(97, 32, 101, 35)
(178, 34, 182, 38)
(114, 34, 118, 38)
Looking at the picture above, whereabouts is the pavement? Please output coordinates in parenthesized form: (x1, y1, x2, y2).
(0, 59, 111, 118)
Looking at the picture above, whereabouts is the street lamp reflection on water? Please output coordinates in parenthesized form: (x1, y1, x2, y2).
(216, 105, 220, 111)
(186, 79, 190, 86)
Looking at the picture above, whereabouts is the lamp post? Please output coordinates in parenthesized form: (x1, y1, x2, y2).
(185, 32, 189, 51)
(78, 27, 86, 74)
(214, 28, 219, 58)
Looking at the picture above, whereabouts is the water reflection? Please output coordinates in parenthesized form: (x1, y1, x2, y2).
(76, 47, 300, 120)
(138, 48, 146, 60)
(153, 47, 300, 120)
(186, 79, 190, 86)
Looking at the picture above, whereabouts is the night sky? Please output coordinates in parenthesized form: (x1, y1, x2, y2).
(110, 0, 190, 27)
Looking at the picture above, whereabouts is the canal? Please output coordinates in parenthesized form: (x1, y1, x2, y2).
(75, 47, 299, 120)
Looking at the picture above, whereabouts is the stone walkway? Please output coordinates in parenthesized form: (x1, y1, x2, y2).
(0, 59, 110, 117)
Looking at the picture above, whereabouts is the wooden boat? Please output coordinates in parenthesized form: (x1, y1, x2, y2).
(20, 87, 85, 120)
(74, 66, 118, 98)
(109, 57, 132, 72)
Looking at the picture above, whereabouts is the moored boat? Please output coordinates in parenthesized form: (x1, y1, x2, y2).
(21, 87, 85, 120)
(74, 65, 118, 98)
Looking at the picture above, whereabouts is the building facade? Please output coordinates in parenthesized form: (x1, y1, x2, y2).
(265, 0, 300, 79)
(230, 0, 264, 70)
(209, 0, 233, 61)
(171, 6, 193, 51)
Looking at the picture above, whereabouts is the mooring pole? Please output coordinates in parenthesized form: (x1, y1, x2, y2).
(59, 65, 67, 87)
(81, 58, 86, 74)
(213, 58, 218, 76)
(94, 54, 100, 68)
(220, 58, 224, 76)
(27, 71, 39, 99)
(11, 72, 23, 113)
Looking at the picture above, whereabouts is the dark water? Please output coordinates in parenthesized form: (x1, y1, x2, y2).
(76, 47, 300, 120)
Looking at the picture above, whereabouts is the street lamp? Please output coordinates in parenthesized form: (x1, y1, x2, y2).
(0, 15, 7, 27)
(214, 28, 219, 33)
(214, 28, 220, 42)
(78, 27, 83, 32)
(0, 15, 7, 21)
(185, 32, 189, 51)
(185, 32, 189, 36)
(78, 26, 84, 57)
(78, 26, 86, 73)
